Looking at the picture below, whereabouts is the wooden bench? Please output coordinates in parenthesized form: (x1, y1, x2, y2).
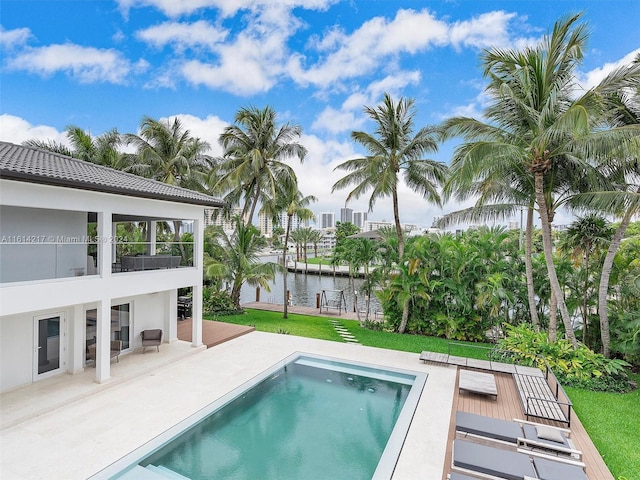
(513, 372, 571, 426)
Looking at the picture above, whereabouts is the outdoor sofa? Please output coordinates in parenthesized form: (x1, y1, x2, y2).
(140, 329, 163, 353)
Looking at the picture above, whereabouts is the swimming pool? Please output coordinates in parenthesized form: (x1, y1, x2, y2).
(94, 353, 427, 480)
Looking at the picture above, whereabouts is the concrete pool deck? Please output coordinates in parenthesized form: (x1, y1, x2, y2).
(0, 331, 457, 479)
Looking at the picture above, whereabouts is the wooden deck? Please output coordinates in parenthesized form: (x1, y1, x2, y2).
(177, 318, 254, 348)
(440, 365, 614, 480)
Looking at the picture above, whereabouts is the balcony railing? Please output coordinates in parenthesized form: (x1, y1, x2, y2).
(0, 241, 99, 283)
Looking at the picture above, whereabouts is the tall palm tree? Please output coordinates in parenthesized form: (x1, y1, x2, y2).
(124, 116, 213, 260)
(261, 179, 316, 318)
(573, 57, 640, 356)
(214, 106, 307, 226)
(332, 93, 447, 260)
(440, 14, 636, 348)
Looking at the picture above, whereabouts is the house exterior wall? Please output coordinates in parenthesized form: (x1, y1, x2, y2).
(0, 178, 208, 392)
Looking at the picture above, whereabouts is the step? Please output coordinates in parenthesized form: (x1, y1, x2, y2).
(146, 464, 191, 479)
(116, 465, 167, 479)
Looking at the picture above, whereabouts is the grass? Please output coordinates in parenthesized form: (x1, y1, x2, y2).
(565, 374, 640, 480)
(208, 308, 637, 479)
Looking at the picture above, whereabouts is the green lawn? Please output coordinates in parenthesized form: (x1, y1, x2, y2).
(208, 309, 636, 479)
(565, 376, 640, 480)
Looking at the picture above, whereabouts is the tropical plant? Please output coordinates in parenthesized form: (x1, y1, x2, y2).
(498, 324, 630, 392)
(205, 217, 276, 310)
(332, 93, 447, 260)
(213, 105, 307, 225)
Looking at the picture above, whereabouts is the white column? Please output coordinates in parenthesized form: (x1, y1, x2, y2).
(100, 210, 113, 277)
(149, 221, 157, 255)
(94, 299, 111, 384)
(191, 214, 204, 347)
(69, 304, 85, 374)
(191, 283, 203, 347)
(166, 289, 177, 342)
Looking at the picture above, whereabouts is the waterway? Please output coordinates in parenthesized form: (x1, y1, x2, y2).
(239, 256, 382, 314)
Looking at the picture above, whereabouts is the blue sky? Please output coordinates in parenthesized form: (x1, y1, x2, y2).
(1, 0, 639, 228)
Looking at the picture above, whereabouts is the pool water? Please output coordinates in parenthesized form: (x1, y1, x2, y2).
(103, 354, 426, 480)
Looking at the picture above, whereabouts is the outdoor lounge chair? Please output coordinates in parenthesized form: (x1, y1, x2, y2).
(140, 329, 163, 353)
(452, 439, 588, 480)
(455, 411, 582, 461)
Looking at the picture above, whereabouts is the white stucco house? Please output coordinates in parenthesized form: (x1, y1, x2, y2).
(0, 141, 224, 393)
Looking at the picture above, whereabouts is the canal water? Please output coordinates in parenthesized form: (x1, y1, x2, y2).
(239, 256, 382, 314)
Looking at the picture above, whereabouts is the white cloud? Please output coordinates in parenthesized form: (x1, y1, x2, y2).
(0, 114, 68, 146)
(449, 11, 517, 50)
(289, 9, 449, 88)
(7, 44, 149, 84)
(0, 26, 32, 49)
(161, 113, 228, 157)
(136, 20, 228, 51)
(178, 4, 300, 95)
(312, 72, 421, 134)
(311, 107, 362, 134)
(116, 0, 335, 18)
(579, 48, 640, 91)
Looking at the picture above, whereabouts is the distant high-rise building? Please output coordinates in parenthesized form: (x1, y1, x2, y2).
(320, 212, 335, 229)
(204, 208, 242, 232)
(258, 211, 310, 237)
(352, 211, 367, 228)
(340, 207, 353, 224)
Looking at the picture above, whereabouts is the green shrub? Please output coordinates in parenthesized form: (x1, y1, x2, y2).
(202, 288, 243, 315)
(497, 324, 631, 392)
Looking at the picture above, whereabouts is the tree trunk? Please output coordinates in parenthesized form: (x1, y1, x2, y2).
(582, 246, 590, 344)
(534, 171, 578, 348)
(598, 187, 639, 356)
(549, 290, 558, 342)
(392, 188, 404, 260)
(282, 215, 292, 319)
(246, 184, 261, 226)
(524, 206, 541, 330)
(398, 299, 410, 333)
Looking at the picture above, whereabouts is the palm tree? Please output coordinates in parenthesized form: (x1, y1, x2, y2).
(214, 105, 307, 225)
(332, 93, 447, 260)
(308, 229, 324, 258)
(124, 116, 213, 261)
(572, 57, 640, 356)
(261, 179, 316, 318)
(440, 14, 636, 348)
(24, 125, 126, 169)
(207, 218, 276, 310)
(559, 215, 614, 344)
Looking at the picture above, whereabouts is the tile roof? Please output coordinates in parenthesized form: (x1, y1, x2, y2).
(0, 141, 224, 208)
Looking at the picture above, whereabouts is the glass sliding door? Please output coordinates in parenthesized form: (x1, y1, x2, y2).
(34, 314, 64, 379)
(86, 303, 131, 365)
